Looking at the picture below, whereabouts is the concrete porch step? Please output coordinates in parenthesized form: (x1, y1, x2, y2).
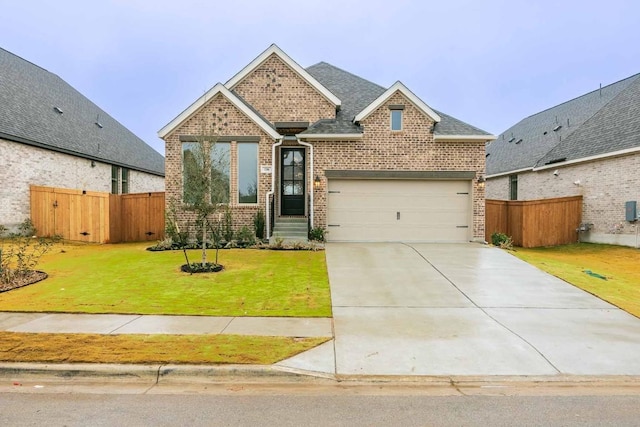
(271, 217, 308, 243)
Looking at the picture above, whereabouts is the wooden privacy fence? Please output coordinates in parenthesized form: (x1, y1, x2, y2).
(30, 186, 165, 243)
(485, 196, 583, 248)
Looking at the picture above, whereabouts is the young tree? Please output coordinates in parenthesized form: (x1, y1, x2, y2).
(182, 133, 229, 269)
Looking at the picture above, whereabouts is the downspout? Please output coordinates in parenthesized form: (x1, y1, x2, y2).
(266, 137, 284, 239)
(297, 138, 314, 229)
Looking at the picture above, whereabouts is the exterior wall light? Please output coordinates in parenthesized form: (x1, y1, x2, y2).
(314, 175, 321, 189)
(477, 175, 485, 189)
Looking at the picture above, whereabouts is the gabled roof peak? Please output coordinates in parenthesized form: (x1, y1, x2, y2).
(157, 83, 280, 139)
(354, 81, 441, 124)
(225, 44, 341, 108)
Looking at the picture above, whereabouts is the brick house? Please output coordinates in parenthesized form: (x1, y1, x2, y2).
(0, 47, 165, 231)
(159, 45, 494, 242)
(486, 73, 640, 247)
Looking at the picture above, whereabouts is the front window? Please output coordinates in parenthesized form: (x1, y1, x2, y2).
(509, 174, 518, 200)
(391, 109, 403, 131)
(182, 142, 203, 204)
(211, 142, 230, 204)
(183, 141, 231, 205)
(238, 142, 258, 204)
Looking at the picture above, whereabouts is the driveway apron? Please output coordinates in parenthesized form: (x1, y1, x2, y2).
(323, 243, 640, 376)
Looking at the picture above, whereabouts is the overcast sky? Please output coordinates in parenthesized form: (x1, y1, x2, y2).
(3, 0, 639, 156)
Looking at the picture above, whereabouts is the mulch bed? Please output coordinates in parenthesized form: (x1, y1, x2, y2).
(180, 263, 224, 273)
(0, 271, 48, 293)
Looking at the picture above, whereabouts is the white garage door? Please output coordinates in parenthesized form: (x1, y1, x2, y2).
(326, 179, 471, 242)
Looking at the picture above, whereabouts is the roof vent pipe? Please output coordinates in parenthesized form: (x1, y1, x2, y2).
(54, 106, 63, 114)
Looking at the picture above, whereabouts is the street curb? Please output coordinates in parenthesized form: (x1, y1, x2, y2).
(0, 363, 333, 384)
(3, 363, 640, 387)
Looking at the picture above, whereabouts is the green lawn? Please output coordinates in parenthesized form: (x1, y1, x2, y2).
(0, 332, 329, 365)
(0, 242, 331, 317)
(511, 243, 640, 318)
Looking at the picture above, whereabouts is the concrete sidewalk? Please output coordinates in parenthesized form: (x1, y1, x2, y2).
(0, 312, 332, 338)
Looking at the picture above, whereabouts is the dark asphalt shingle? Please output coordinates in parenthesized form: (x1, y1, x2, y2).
(305, 62, 490, 137)
(0, 47, 164, 176)
(486, 73, 640, 175)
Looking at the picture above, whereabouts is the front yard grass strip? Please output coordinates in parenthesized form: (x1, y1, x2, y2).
(511, 243, 640, 318)
(0, 242, 331, 317)
(0, 332, 330, 364)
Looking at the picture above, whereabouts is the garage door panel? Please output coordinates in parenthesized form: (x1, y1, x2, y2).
(327, 179, 471, 242)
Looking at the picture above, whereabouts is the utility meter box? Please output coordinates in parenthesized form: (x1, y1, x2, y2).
(626, 201, 637, 222)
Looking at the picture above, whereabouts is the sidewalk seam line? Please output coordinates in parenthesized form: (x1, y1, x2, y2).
(219, 317, 235, 334)
(108, 315, 143, 335)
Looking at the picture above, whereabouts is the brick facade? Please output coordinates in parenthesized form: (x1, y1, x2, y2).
(486, 153, 640, 247)
(231, 55, 335, 124)
(311, 92, 485, 240)
(163, 93, 274, 232)
(163, 54, 486, 241)
(0, 138, 164, 230)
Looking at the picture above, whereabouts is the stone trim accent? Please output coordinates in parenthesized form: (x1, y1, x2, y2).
(324, 170, 476, 180)
(179, 135, 261, 143)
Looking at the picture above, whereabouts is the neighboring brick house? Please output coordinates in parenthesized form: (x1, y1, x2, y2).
(0, 47, 165, 231)
(486, 73, 640, 247)
(159, 45, 494, 242)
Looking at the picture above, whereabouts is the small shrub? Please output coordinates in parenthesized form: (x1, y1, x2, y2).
(253, 209, 265, 240)
(164, 200, 189, 246)
(147, 238, 175, 251)
(308, 227, 327, 242)
(271, 236, 284, 249)
(491, 232, 513, 250)
(223, 207, 234, 242)
(236, 226, 256, 246)
(268, 239, 324, 251)
(0, 219, 59, 286)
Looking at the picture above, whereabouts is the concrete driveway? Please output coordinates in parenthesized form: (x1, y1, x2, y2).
(279, 243, 640, 377)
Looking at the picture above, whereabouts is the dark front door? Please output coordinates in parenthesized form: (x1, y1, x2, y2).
(281, 148, 305, 216)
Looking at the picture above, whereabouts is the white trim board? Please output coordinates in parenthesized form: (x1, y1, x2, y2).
(532, 146, 640, 171)
(296, 133, 363, 140)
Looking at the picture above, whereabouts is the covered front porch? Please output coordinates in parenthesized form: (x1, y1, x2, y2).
(266, 126, 319, 242)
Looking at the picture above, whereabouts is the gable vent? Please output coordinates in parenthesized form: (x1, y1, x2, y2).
(53, 106, 63, 114)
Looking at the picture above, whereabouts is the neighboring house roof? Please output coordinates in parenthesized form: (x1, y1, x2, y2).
(157, 83, 280, 139)
(486, 73, 640, 176)
(0, 47, 164, 176)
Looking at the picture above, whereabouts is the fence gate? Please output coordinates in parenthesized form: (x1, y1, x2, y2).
(30, 186, 164, 243)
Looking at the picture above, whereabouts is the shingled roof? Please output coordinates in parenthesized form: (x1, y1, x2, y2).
(0, 47, 164, 176)
(486, 73, 640, 176)
(305, 62, 492, 138)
